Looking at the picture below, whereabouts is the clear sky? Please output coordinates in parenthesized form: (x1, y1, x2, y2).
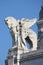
(0, 0, 42, 65)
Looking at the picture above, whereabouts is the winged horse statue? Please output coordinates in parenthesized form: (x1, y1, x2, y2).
(4, 17, 37, 51)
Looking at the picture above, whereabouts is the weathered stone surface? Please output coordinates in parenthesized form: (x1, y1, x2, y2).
(20, 49, 43, 65)
(5, 17, 37, 51)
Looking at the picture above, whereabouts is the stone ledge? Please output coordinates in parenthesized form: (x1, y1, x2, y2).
(20, 49, 43, 62)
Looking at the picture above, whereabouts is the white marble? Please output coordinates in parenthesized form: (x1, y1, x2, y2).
(4, 17, 37, 51)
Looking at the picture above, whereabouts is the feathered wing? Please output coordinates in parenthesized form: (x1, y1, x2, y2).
(21, 18, 37, 29)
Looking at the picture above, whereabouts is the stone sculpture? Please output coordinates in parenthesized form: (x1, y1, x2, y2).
(4, 17, 37, 50)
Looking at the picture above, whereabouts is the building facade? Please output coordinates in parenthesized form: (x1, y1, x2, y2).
(37, 2, 43, 49)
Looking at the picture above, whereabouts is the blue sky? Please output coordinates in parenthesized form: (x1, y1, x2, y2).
(0, 0, 42, 65)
